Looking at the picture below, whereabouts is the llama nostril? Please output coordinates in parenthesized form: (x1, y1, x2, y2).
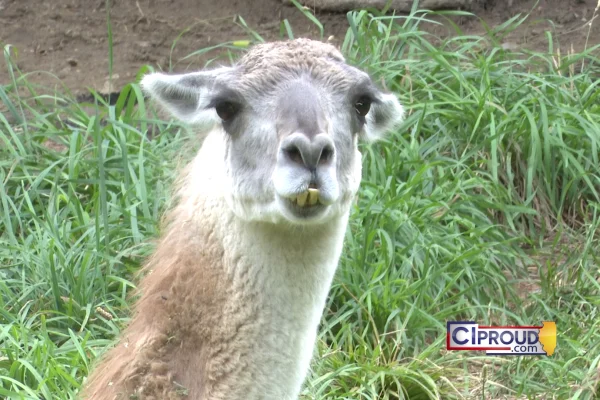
(319, 145, 334, 165)
(285, 146, 304, 165)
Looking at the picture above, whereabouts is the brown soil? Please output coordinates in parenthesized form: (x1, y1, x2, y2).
(0, 0, 599, 97)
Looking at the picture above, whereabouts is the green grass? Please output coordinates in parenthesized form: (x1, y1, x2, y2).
(1, 5, 600, 400)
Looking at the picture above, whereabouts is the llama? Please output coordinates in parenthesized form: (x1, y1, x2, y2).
(81, 38, 404, 400)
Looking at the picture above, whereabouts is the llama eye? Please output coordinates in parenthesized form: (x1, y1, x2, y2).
(354, 96, 372, 117)
(215, 101, 239, 122)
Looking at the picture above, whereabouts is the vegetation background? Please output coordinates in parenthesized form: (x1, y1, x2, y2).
(1, 0, 600, 399)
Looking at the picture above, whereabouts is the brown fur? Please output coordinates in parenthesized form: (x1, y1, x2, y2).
(81, 162, 248, 400)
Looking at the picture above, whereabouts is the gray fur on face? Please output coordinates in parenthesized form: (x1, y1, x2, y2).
(142, 38, 404, 225)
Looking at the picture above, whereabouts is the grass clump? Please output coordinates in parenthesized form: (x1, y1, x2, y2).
(1, 5, 600, 400)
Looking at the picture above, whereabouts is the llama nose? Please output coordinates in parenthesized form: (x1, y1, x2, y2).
(281, 133, 335, 170)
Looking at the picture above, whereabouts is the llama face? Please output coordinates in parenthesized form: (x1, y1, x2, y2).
(142, 39, 404, 225)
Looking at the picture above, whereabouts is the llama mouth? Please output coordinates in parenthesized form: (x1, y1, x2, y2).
(279, 188, 330, 222)
(288, 188, 330, 208)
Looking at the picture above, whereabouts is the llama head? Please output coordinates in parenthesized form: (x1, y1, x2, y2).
(142, 39, 404, 225)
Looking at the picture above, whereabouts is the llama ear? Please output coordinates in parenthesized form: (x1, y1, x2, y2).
(141, 68, 234, 125)
(362, 92, 405, 141)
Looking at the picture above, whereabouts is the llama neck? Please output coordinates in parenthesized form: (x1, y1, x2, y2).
(187, 194, 349, 399)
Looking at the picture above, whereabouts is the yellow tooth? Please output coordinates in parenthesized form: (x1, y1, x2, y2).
(296, 191, 308, 207)
(308, 188, 319, 205)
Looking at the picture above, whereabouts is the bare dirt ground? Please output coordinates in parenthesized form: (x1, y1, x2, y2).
(0, 0, 599, 97)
